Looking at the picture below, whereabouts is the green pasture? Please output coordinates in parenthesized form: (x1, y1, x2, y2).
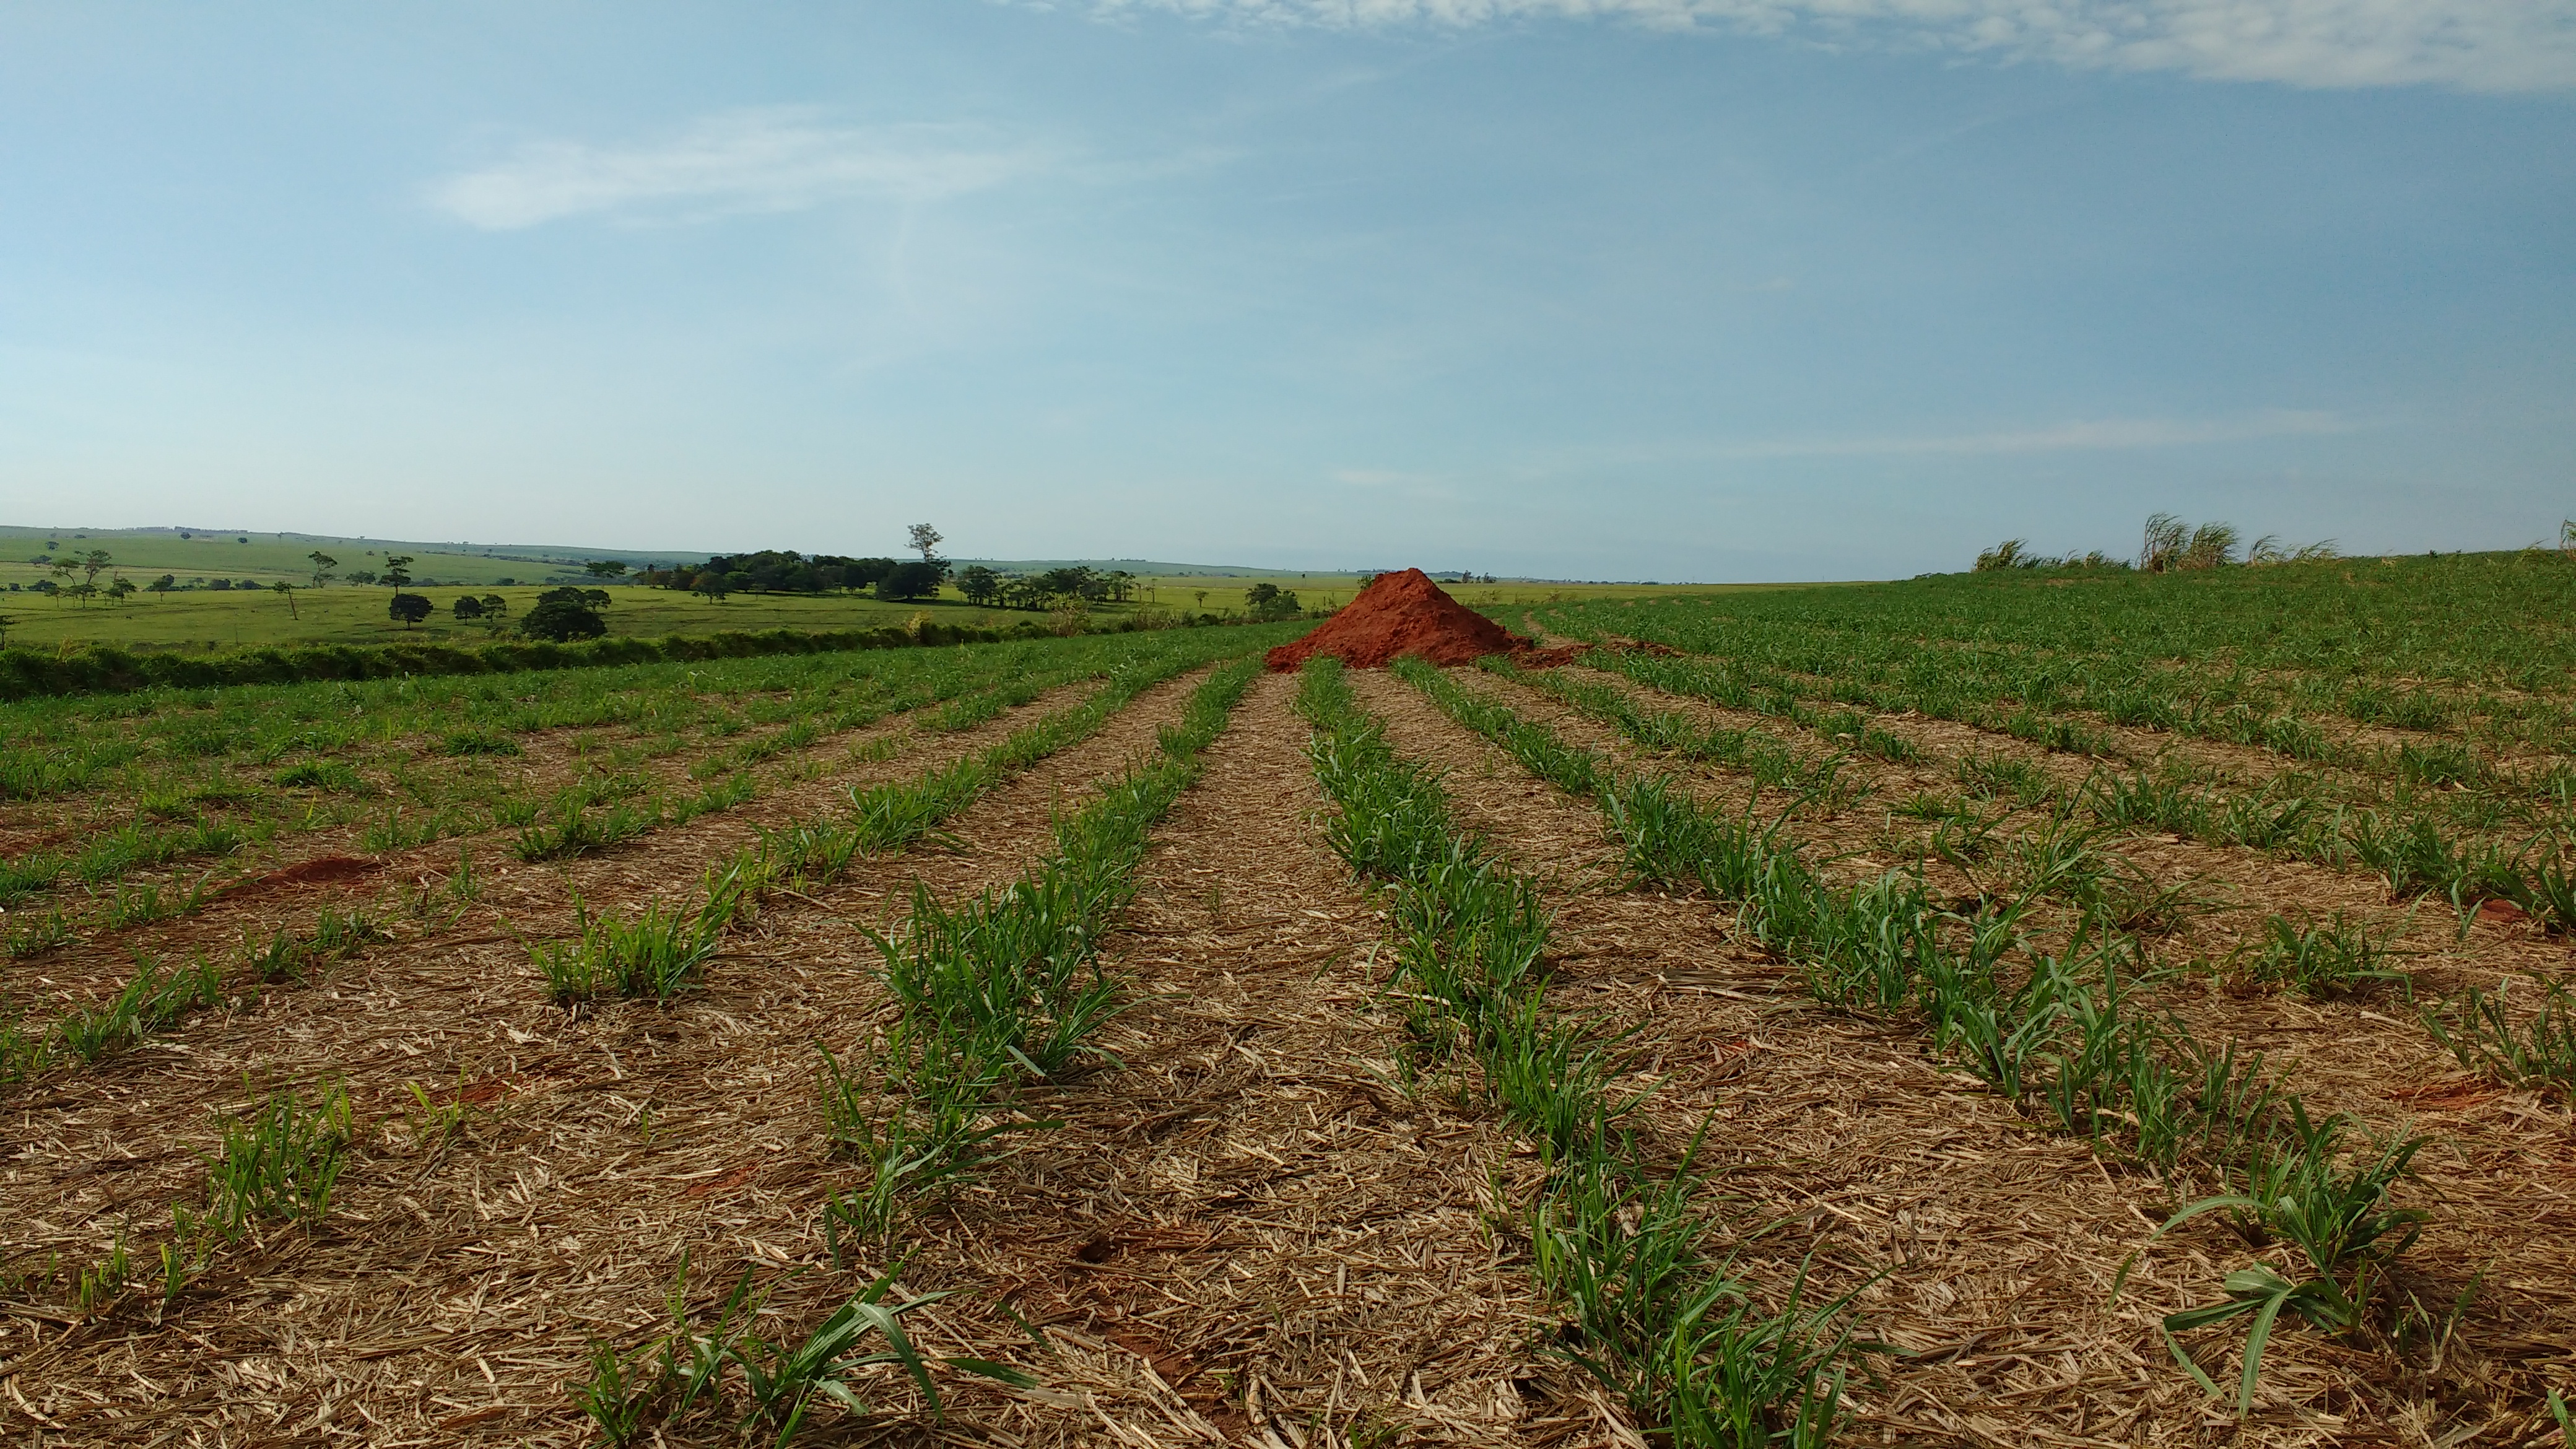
(0, 524, 644, 591)
(0, 562, 1837, 653)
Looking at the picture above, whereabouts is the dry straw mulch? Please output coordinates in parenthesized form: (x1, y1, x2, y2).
(1349, 669, 2567, 1446)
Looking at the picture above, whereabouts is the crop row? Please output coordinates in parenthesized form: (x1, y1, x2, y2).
(1555, 551, 2576, 689)
(1391, 656, 2450, 1421)
(1, 629, 1287, 1104)
(1539, 557, 2576, 762)
(5, 636, 1266, 1385)
(0, 629, 1295, 943)
(1300, 658, 1855, 1445)
(1534, 650, 2575, 931)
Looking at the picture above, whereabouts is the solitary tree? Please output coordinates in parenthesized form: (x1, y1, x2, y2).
(479, 593, 510, 617)
(273, 580, 298, 619)
(149, 573, 176, 596)
(585, 560, 628, 580)
(694, 573, 733, 603)
(308, 550, 338, 587)
(388, 592, 433, 627)
(382, 555, 414, 588)
(906, 524, 943, 565)
(80, 550, 111, 591)
(106, 577, 137, 603)
(453, 595, 485, 620)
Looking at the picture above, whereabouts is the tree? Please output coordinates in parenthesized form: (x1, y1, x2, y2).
(80, 550, 111, 591)
(149, 573, 176, 596)
(0, 613, 13, 646)
(1245, 583, 1302, 621)
(694, 572, 732, 602)
(382, 554, 414, 588)
(956, 565, 1001, 606)
(106, 577, 137, 603)
(453, 595, 485, 620)
(877, 560, 944, 602)
(479, 592, 510, 616)
(522, 588, 607, 642)
(585, 560, 627, 580)
(272, 581, 298, 619)
(906, 524, 942, 565)
(308, 550, 338, 587)
(388, 593, 432, 627)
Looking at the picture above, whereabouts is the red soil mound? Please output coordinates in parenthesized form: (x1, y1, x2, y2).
(1265, 568, 1578, 671)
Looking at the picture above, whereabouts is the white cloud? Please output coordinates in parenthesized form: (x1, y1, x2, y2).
(1095, 0, 2576, 92)
(428, 110, 1040, 230)
(1721, 408, 2351, 457)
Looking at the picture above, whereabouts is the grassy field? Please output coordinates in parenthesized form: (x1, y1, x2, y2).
(0, 570, 1837, 653)
(6, 555, 2570, 1447)
(0, 583, 1032, 652)
(0, 524, 669, 591)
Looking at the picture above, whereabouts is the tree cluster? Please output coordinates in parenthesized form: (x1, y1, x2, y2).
(643, 551, 949, 602)
(954, 565, 1137, 610)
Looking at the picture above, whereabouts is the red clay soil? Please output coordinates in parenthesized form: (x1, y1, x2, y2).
(1264, 568, 1582, 671)
(224, 854, 385, 899)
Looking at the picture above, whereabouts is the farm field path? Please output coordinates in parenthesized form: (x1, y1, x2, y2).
(1348, 668, 2437, 1446)
(1433, 664, 2576, 1437)
(0, 671, 1217, 1445)
(882, 671, 1585, 1448)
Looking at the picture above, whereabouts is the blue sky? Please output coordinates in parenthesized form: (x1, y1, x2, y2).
(2, 2, 2570, 580)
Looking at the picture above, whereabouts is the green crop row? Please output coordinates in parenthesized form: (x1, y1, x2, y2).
(1307, 658, 1853, 1445)
(1395, 657, 2437, 1417)
(4, 629, 1300, 926)
(1, 907, 384, 1092)
(1526, 653, 2574, 933)
(1537, 552, 2576, 765)
(567, 659, 1266, 1445)
(0, 630, 1157, 809)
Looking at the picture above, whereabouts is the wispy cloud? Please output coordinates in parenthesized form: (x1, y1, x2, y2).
(1094, 0, 2576, 92)
(427, 110, 1041, 230)
(1718, 409, 2352, 458)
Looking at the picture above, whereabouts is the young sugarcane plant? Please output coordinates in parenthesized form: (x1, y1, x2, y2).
(2115, 1104, 2427, 1414)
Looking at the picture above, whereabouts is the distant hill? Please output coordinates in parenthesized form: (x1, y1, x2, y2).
(0, 524, 700, 588)
(1, 525, 1617, 585)
(0, 527, 1390, 582)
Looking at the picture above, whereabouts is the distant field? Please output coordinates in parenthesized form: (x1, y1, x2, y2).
(0, 525, 638, 591)
(0, 584, 1025, 652)
(0, 568, 1838, 652)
